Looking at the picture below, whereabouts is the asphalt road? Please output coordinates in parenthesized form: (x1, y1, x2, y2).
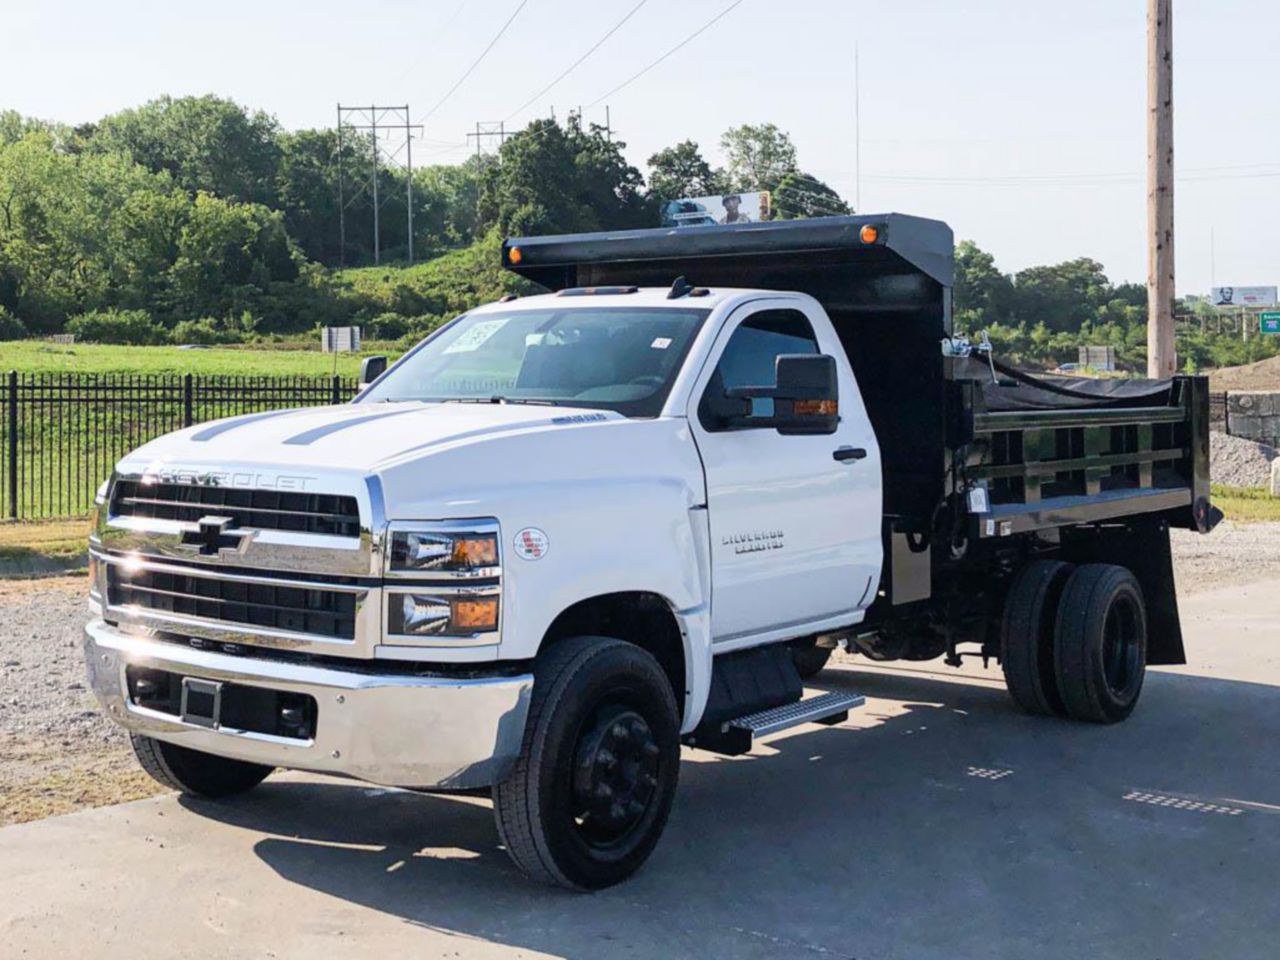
(1, 582, 1277, 960)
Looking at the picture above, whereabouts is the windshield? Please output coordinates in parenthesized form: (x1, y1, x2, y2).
(361, 306, 709, 417)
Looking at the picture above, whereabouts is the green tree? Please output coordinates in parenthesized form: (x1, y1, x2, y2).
(953, 240, 1015, 328)
(719, 123, 797, 193)
(481, 117, 651, 236)
(772, 171, 850, 220)
(1011, 258, 1112, 332)
(165, 192, 298, 321)
(646, 140, 726, 200)
(91, 95, 283, 206)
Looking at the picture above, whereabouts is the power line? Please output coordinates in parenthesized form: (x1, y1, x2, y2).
(419, 0, 532, 122)
(390, 0, 471, 86)
(586, 0, 746, 108)
(505, 1, 649, 122)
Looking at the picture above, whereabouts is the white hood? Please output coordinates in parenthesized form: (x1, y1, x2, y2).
(117, 401, 623, 475)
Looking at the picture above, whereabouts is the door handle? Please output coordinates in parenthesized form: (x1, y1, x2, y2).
(833, 446, 867, 462)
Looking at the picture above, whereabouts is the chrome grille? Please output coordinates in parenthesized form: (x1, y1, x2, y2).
(111, 480, 360, 538)
(107, 564, 358, 640)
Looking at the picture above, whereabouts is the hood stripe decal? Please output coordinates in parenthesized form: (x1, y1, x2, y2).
(191, 409, 306, 442)
(284, 408, 424, 445)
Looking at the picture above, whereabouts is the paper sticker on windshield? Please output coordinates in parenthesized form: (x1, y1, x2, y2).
(650, 337, 672, 349)
(443, 318, 508, 354)
(514, 527, 549, 561)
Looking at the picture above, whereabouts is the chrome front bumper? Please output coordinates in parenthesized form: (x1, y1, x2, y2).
(84, 619, 532, 789)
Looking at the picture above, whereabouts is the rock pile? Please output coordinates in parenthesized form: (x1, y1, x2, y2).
(1210, 430, 1278, 488)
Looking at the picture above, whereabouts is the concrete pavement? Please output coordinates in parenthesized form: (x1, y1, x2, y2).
(1, 582, 1277, 960)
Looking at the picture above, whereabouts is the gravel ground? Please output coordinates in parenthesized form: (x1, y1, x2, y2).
(1210, 430, 1278, 488)
(2, 523, 1277, 825)
(0, 577, 161, 825)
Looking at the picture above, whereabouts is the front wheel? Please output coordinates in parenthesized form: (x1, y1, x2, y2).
(130, 734, 272, 798)
(493, 636, 681, 890)
(791, 642, 834, 680)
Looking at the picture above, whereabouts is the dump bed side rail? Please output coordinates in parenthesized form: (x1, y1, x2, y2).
(964, 374, 1215, 539)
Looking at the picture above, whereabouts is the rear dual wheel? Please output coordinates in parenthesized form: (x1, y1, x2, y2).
(1002, 561, 1147, 724)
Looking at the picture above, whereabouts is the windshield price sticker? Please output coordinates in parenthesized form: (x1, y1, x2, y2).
(443, 318, 508, 354)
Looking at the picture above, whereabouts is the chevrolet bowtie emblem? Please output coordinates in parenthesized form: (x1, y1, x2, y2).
(178, 515, 254, 557)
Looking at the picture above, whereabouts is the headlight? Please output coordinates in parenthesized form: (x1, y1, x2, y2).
(387, 522, 499, 576)
(389, 590, 500, 637)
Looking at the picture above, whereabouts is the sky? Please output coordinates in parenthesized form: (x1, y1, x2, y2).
(3, 0, 1277, 295)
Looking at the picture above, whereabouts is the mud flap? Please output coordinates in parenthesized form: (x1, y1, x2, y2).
(1064, 519, 1185, 666)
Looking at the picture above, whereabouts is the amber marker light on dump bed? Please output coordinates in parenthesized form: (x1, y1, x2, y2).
(859, 224, 879, 244)
(507, 245, 523, 264)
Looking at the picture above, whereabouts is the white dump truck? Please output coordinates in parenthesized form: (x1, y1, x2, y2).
(85, 215, 1217, 888)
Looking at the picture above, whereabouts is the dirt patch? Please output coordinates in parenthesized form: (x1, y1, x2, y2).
(1210, 355, 1280, 393)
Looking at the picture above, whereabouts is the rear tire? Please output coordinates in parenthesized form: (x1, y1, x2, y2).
(130, 734, 272, 798)
(1001, 560, 1074, 716)
(1054, 564, 1147, 724)
(493, 636, 681, 890)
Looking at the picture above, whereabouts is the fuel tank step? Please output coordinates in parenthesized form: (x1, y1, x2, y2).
(689, 690, 864, 756)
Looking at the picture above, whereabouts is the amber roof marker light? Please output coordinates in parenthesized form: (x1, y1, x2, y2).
(507, 245, 523, 265)
(859, 224, 879, 245)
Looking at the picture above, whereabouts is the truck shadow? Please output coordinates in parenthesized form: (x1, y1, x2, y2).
(182, 663, 1280, 960)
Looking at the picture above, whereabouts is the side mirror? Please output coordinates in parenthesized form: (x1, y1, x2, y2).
(724, 354, 839, 435)
(359, 355, 388, 387)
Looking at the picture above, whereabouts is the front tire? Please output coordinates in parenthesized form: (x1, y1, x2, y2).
(792, 643, 833, 680)
(1053, 564, 1147, 723)
(130, 734, 272, 798)
(493, 637, 681, 890)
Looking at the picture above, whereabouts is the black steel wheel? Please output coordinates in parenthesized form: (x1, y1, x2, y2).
(493, 636, 680, 890)
(130, 734, 272, 798)
(1001, 560, 1074, 716)
(1054, 564, 1148, 723)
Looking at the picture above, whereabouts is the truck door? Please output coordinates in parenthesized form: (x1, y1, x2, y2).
(689, 300, 882, 646)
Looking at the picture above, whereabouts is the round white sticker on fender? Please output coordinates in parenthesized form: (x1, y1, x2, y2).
(513, 527, 549, 560)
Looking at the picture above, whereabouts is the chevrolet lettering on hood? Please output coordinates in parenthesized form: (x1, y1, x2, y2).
(145, 469, 317, 491)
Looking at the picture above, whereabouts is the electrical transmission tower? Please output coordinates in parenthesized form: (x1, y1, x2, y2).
(336, 105, 424, 267)
(466, 121, 510, 159)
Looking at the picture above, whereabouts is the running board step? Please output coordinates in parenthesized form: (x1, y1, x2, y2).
(689, 691, 864, 756)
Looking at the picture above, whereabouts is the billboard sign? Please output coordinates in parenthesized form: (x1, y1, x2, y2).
(1261, 312, 1280, 335)
(661, 192, 767, 228)
(1211, 286, 1278, 308)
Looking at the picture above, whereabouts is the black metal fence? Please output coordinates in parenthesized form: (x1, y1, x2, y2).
(2, 372, 358, 520)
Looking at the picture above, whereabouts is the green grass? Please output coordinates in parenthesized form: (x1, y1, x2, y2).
(2, 341, 404, 377)
(1211, 484, 1280, 523)
(0, 519, 89, 576)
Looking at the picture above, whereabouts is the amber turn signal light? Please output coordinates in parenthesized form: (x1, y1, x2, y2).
(452, 596, 499, 632)
(795, 399, 838, 416)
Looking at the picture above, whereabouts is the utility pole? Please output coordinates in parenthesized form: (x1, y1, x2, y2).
(336, 103, 346, 270)
(371, 109, 379, 265)
(854, 41, 861, 213)
(1146, 0, 1176, 378)
(335, 105, 423, 266)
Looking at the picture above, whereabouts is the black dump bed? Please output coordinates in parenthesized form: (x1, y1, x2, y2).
(504, 215, 1214, 541)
